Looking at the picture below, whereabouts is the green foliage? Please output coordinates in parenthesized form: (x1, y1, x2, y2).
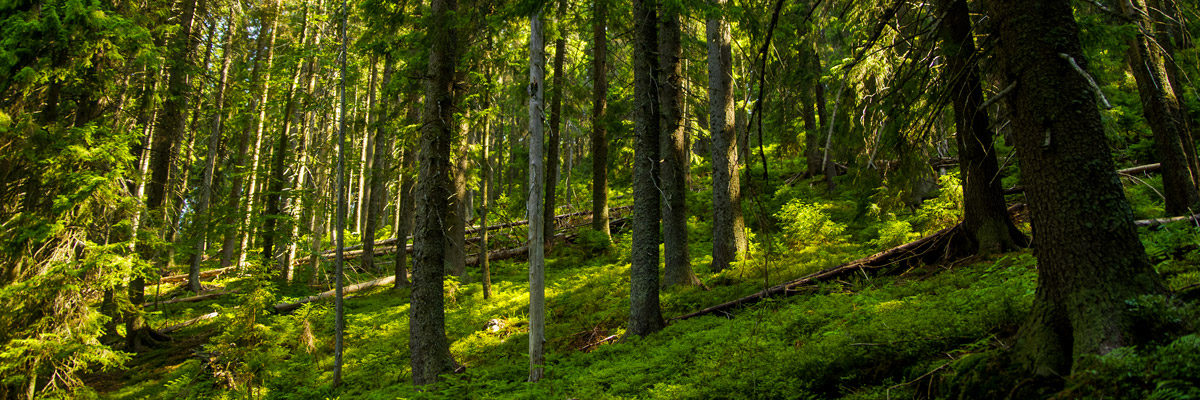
(776, 200, 848, 249)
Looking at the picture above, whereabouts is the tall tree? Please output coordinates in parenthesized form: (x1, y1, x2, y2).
(410, 0, 460, 385)
(935, 0, 1027, 254)
(363, 57, 394, 273)
(188, 13, 237, 293)
(544, 0, 567, 244)
(707, 0, 747, 272)
(528, 2, 549, 382)
(333, 0, 350, 387)
(591, 0, 610, 239)
(1118, 0, 1200, 216)
(394, 98, 419, 289)
(629, 0, 666, 337)
(659, 3, 700, 288)
(130, 0, 206, 350)
(986, 0, 1167, 376)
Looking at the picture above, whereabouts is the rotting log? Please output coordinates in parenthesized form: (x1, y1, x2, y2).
(671, 224, 964, 321)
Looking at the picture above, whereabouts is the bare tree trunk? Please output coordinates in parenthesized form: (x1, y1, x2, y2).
(445, 114, 469, 279)
(659, 6, 699, 288)
(394, 98, 419, 289)
(361, 56, 382, 272)
(333, 0, 348, 386)
(708, 0, 747, 272)
(629, 0, 665, 337)
(527, 5, 548, 382)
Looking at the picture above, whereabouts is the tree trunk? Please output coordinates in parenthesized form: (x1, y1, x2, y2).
(800, 38, 823, 176)
(659, 6, 699, 288)
(986, 0, 1167, 376)
(188, 14, 236, 293)
(220, 2, 276, 269)
(629, 0, 665, 337)
(239, 1, 280, 267)
(394, 99, 419, 289)
(591, 0, 611, 240)
(707, 0, 747, 273)
(333, 0, 348, 387)
(410, 0, 460, 385)
(1119, 0, 1200, 216)
(936, 0, 1026, 254)
(544, 0, 567, 245)
(130, 0, 206, 350)
(264, 3, 312, 277)
(365, 57, 395, 274)
(482, 65, 494, 300)
(445, 114, 469, 279)
(361, 57, 381, 272)
(527, 5, 549, 382)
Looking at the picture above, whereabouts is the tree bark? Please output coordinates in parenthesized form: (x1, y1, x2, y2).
(1118, 0, 1200, 216)
(591, 0, 611, 240)
(544, 0, 567, 245)
(629, 0, 665, 337)
(188, 14, 236, 293)
(707, 0, 747, 273)
(362, 56, 386, 273)
(130, 0, 206, 351)
(527, 4, 549, 382)
(394, 98, 419, 289)
(659, 5, 699, 288)
(410, 0, 460, 385)
(936, 0, 1027, 254)
(986, 0, 1167, 376)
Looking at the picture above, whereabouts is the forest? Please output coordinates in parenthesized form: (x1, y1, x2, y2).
(3, 0, 1200, 397)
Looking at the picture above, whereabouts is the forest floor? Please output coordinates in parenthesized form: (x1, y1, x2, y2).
(90, 173, 1200, 399)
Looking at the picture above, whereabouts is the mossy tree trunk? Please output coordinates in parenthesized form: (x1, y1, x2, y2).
(707, 0, 747, 273)
(986, 0, 1167, 376)
(590, 0, 610, 240)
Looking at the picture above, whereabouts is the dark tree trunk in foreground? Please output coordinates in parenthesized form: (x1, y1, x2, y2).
(936, 0, 1026, 254)
(410, 0, 459, 385)
(591, 0, 610, 239)
(987, 0, 1166, 376)
(1119, 0, 1200, 216)
(707, 0, 747, 272)
(629, 0, 665, 337)
(659, 6, 699, 288)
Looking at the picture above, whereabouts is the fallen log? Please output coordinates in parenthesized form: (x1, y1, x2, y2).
(275, 276, 398, 313)
(148, 290, 236, 307)
(1004, 163, 1162, 195)
(158, 311, 220, 334)
(309, 205, 634, 259)
(1134, 212, 1200, 227)
(156, 266, 236, 285)
(671, 224, 963, 321)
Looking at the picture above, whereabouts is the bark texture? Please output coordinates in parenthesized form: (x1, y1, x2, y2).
(410, 0, 459, 385)
(707, 0, 747, 272)
(591, 0, 610, 239)
(659, 6, 699, 288)
(527, 5, 548, 382)
(987, 0, 1166, 376)
(629, 0, 665, 337)
(936, 0, 1026, 254)
(1119, 0, 1200, 216)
